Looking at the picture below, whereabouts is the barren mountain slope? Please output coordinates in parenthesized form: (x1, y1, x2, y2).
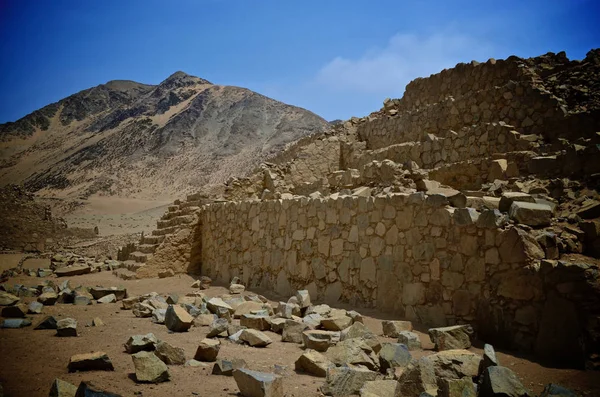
(0, 72, 328, 200)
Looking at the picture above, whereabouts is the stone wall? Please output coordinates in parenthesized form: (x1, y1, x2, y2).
(196, 193, 598, 366)
(357, 81, 563, 150)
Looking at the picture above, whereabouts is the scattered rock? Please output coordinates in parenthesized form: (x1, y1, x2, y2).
(397, 331, 422, 350)
(97, 293, 117, 304)
(240, 329, 272, 347)
(2, 303, 27, 318)
(48, 378, 78, 397)
(68, 352, 114, 372)
(89, 286, 126, 300)
(28, 301, 44, 314)
(132, 351, 170, 383)
(54, 265, 91, 277)
(124, 333, 158, 354)
(295, 349, 334, 377)
(499, 192, 536, 212)
(233, 368, 283, 397)
(479, 343, 499, 376)
(212, 358, 248, 376)
(164, 305, 193, 332)
(1, 318, 31, 328)
(74, 381, 122, 397)
(92, 317, 104, 327)
(154, 341, 185, 365)
(240, 314, 271, 331)
(378, 343, 412, 372)
(360, 380, 401, 397)
(397, 358, 437, 397)
(480, 366, 531, 397)
(509, 201, 553, 227)
(38, 291, 58, 306)
(321, 365, 378, 396)
(132, 302, 154, 317)
(152, 308, 167, 324)
(0, 291, 19, 306)
(207, 317, 230, 337)
(295, 290, 311, 308)
(56, 318, 77, 337)
(34, 316, 57, 330)
(540, 384, 579, 397)
(440, 378, 477, 397)
(428, 324, 473, 350)
(281, 320, 309, 343)
(234, 301, 267, 318)
(382, 320, 413, 337)
(327, 338, 378, 371)
(195, 338, 221, 361)
(302, 330, 339, 352)
(207, 297, 234, 314)
(425, 350, 480, 380)
(230, 283, 246, 294)
(321, 316, 352, 331)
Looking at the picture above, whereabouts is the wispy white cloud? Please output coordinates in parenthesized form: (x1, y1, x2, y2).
(315, 31, 495, 96)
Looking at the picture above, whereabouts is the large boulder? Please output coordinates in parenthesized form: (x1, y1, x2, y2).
(164, 305, 193, 332)
(428, 325, 473, 350)
(321, 365, 378, 396)
(124, 333, 158, 354)
(194, 338, 221, 362)
(233, 369, 283, 397)
(68, 352, 114, 372)
(294, 349, 334, 377)
(132, 351, 170, 383)
(480, 366, 531, 397)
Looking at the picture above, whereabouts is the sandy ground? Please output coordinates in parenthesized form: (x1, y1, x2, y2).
(1, 270, 599, 397)
(62, 196, 172, 237)
(0, 254, 50, 272)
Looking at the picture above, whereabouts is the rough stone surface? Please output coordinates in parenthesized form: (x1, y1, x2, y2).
(155, 341, 186, 365)
(212, 358, 247, 376)
(509, 201, 553, 227)
(294, 349, 333, 377)
(233, 368, 283, 397)
(56, 318, 77, 337)
(74, 381, 123, 397)
(382, 320, 413, 337)
(428, 325, 473, 350)
(194, 338, 221, 362)
(240, 329, 272, 347)
(132, 351, 170, 383)
(321, 365, 378, 396)
(124, 333, 158, 354)
(397, 331, 422, 350)
(480, 366, 531, 397)
(378, 342, 412, 372)
(164, 305, 193, 332)
(68, 352, 114, 372)
(303, 330, 340, 352)
(359, 380, 400, 397)
(48, 378, 78, 397)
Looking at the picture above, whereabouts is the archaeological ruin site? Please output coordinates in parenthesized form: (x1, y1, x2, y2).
(1, 49, 600, 397)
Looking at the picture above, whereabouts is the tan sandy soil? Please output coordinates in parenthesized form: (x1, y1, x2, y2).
(63, 196, 172, 237)
(0, 271, 599, 397)
(0, 254, 50, 272)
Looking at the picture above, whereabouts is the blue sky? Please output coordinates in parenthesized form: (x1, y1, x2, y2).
(0, 0, 598, 123)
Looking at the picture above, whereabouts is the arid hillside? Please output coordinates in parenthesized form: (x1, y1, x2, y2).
(0, 72, 328, 201)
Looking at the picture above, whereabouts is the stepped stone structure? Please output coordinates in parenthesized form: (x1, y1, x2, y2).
(122, 50, 600, 368)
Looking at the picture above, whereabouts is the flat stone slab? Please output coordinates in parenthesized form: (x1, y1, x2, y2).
(233, 368, 283, 397)
(54, 265, 91, 277)
(68, 351, 114, 372)
(509, 201, 552, 227)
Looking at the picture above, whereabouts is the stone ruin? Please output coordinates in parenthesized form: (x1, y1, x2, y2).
(119, 49, 600, 369)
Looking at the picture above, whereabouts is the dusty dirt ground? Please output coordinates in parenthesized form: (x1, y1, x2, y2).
(1, 270, 600, 397)
(62, 196, 172, 237)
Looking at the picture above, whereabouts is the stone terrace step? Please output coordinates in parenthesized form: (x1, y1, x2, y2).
(137, 244, 157, 254)
(161, 206, 201, 220)
(156, 214, 196, 229)
(128, 251, 151, 263)
(140, 235, 165, 245)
